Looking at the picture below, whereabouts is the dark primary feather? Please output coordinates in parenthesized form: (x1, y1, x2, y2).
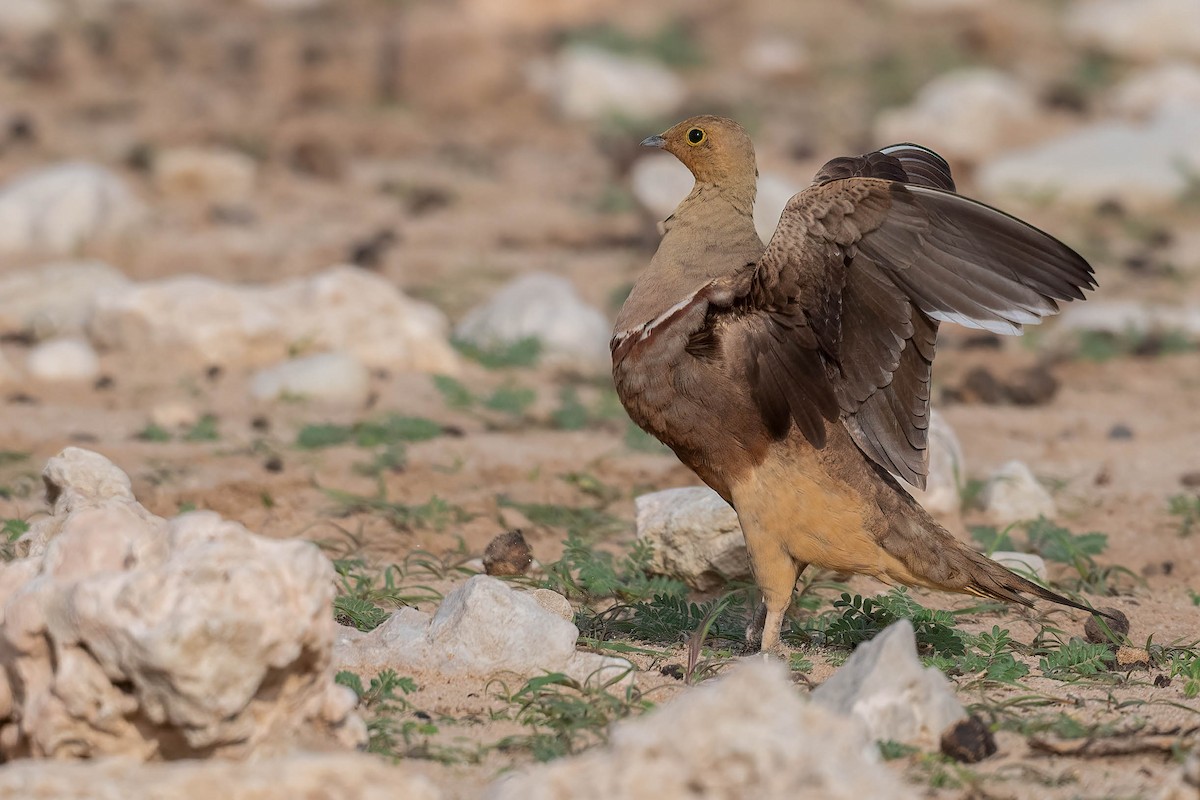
(707, 145, 1093, 490)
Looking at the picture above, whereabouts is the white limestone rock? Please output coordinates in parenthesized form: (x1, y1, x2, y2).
(1065, 0, 1200, 61)
(1054, 301, 1200, 340)
(0, 0, 60, 36)
(249, 352, 371, 407)
(89, 266, 460, 373)
(535, 45, 686, 122)
(812, 619, 967, 750)
(875, 68, 1042, 163)
(1111, 62, 1200, 118)
(0, 447, 365, 760)
(486, 659, 913, 800)
(0, 751, 442, 800)
(978, 106, 1200, 211)
(0, 260, 129, 340)
(979, 460, 1057, 526)
(907, 409, 966, 517)
(635, 486, 749, 591)
(334, 575, 631, 686)
(0, 162, 145, 254)
(154, 147, 258, 206)
(454, 272, 610, 370)
(25, 337, 101, 382)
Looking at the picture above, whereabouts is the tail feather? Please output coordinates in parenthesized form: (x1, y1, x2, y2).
(958, 547, 1119, 621)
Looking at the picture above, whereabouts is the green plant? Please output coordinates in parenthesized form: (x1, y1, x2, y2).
(1169, 652, 1200, 698)
(800, 589, 967, 656)
(484, 383, 536, 416)
(136, 424, 172, 442)
(326, 484, 472, 532)
(453, 337, 541, 369)
(432, 374, 474, 409)
(552, 387, 590, 430)
(297, 414, 443, 450)
(1038, 638, 1114, 679)
(1168, 494, 1200, 537)
(184, 414, 220, 441)
(542, 532, 685, 603)
(497, 496, 623, 540)
(336, 669, 433, 757)
(494, 669, 646, 761)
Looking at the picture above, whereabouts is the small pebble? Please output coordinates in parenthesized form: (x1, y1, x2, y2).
(940, 715, 997, 763)
(263, 456, 284, 473)
(1115, 646, 1150, 669)
(482, 529, 533, 577)
(1154, 674, 1172, 688)
(1107, 423, 1134, 440)
(660, 664, 685, 680)
(1084, 608, 1130, 644)
(1181, 471, 1200, 489)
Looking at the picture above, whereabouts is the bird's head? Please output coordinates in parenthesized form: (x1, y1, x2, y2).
(642, 115, 758, 188)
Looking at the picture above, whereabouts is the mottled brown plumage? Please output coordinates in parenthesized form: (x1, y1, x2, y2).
(613, 116, 1102, 652)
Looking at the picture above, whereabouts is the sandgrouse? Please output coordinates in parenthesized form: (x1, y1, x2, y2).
(612, 115, 1102, 653)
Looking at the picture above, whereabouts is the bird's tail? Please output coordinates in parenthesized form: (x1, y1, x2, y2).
(880, 487, 1118, 621)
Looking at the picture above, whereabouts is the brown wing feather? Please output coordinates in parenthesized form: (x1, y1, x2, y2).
(700, 153, 1093, 488)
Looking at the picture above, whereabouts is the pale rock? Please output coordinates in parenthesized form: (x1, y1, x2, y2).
(990, 551, 1048, 582)
(536, 45, 685, 122)
(454, 272, 610, 370)
(333, 575, 631, 686)
(25, 337, 101, 382)
(0, 447, 365, 759)
(530, 588, 575, 622)
(884, 0, 993, 10)
(1157, 747, 1200, 800)
(249, 352, 371, 406)
(875, 69, 1041, 163)
(274, 266, 459, 374)
(154, 147, 258, 206)
(0, 162, 145, 254)
(486, 660, 913, 800)
(742, 36, 810, 80)
(0, 0, 59, 36)
(1111, 62, 1200, 118)
(635, 486, 749, 591)
(1065, 0, 1200, 61)
(149, 401, 201, 431)
(978, 106, 1200, 211)
(0, 260, 129, 339)
(89, 266, 459, 373)
(979, 460, 1056, 526)
(1055, 300, 1200, 340)
(461, 0, 598, 31)
(0, 751, 442, 800)
(630, 154, 801, 242)
(812, 619, 967, 749)
(907, 409, 965, 517)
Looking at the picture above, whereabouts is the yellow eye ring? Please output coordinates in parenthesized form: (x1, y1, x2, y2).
(686, 127, 706, 146)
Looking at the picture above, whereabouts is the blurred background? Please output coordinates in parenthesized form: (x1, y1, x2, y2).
(0, 0, 1197, 557)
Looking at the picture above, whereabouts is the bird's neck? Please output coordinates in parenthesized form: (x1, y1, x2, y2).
(682, 179, 757, 220)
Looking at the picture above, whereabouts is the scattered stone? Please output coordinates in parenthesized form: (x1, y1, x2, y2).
(25, 337, 101, 382)
(978, 107, 1200, 211)
(1065, 0, 1200, 61)
(530, 588, 574, 622)
(1155, 674, 1172, 688)
(634, 486, 749, 591)
(1108, 423, 1134, 440)
(874, 69, 1042, 163)
(1181, 471, 1200, 489)
(659, 664, 685, 680)
(454, 272, 610, 370)
(0, 447, 364, 760)
(1007, 365, 1060, 406)
(149, 401, 201, 431)
(0, 260, 129, 340)
(812, 619, 967, 750)
(1111, 62, 1200, 118)
(940, 715, 997, 763)
(289, 137, 344, 181)
(0, 752, 442, 800)
(991, 551, 1048, 583)
(0, 0, 59, 36)
(629, 154, 802, 242)
(1084, 607, 1130, 644)
(483, 529, 533, 576)
(534, 45, 686, 122)
(153, 147, 258, 206)
(90, 266, 460, 374)
(249, 352, 371, 406)
(333, 575, 630, 685)
(979, 460, 1057, 526)
(487, 660, 913, 800)
(742, 36, 810, 80)
(0, 162, 145, 254)
(907, 409, 965, 518)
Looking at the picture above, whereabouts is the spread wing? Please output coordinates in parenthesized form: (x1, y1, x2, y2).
(713, 146, 1094, 489)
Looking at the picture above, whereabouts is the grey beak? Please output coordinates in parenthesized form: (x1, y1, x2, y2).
(640, 134, 666, 149)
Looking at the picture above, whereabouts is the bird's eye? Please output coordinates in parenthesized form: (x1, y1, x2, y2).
(686, 127, 706, 146)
